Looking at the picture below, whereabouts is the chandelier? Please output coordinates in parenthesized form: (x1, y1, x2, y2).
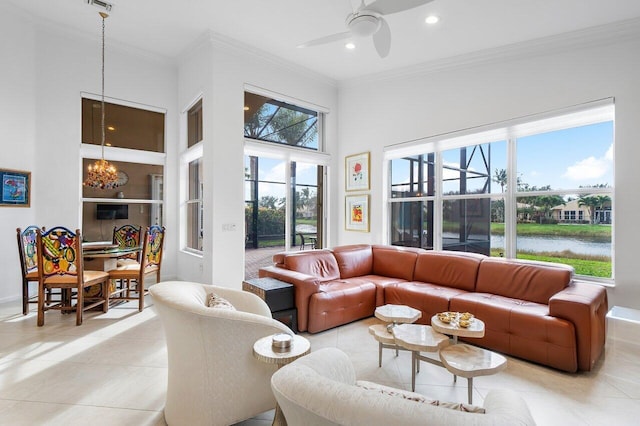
(84, 12, 120, 189)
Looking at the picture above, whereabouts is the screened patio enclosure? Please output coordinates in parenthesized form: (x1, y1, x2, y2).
(390, 145, 492, 255)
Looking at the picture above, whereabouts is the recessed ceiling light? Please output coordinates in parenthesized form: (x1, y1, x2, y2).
(425, 15, 439, 24)
(345, 42, 356, 50)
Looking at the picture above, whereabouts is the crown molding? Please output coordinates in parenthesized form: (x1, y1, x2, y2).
(178, 29, 338, 89)
(339, 17, 640, 89)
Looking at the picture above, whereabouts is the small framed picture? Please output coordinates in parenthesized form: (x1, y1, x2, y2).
(0, 168, 31, 207)
(345, 194, 370, 232)
(345, 152, 370, 191)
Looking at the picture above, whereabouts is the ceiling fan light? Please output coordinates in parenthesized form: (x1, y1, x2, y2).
(345, 42, 356, 50)
(349, 14, 380, 37)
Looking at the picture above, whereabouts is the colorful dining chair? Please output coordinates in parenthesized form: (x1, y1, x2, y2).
(16, 226, 47, 315)
(109, 225, 165, 311)
(36, 226, 110, 326)
(112, 224, 142, 258)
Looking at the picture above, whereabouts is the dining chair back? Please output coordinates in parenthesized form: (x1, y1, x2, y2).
(17, 226, 44, 315)
(109, 225, 165, 311)
(36, 226, 110, 326)
(112, 224, 142, 263)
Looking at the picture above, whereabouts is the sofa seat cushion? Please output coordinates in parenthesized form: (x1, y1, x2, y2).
(308, 280, 377, 333)
(413, 251, 485, 292)
(357, 275, 407, 306)
(450, 292, 578, 372)
(475, 258, 573, 304)
(385, 282, 468, 325)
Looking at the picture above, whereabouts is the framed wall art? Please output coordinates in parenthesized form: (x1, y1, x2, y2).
(345, 194, 369, 232)
(1, 168, 31, 207)
(345, 152, 370, 191)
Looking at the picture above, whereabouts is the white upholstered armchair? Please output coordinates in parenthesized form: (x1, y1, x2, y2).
(149, 281, 293, 426)
(271, 347, 536, 426)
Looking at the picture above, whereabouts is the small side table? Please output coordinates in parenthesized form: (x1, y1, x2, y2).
(253, 334, 311, 426)
(243, 277, 297, 332)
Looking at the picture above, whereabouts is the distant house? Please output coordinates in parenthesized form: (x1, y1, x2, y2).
(551, 197, 612, 224)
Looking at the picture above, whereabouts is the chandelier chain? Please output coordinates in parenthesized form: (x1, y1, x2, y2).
(101, 13, 106, 159)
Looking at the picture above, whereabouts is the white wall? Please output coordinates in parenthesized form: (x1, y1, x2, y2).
(0, 5, 37, 303)
(176, 35, 339, 288)
(0, 4, 178, 303)
(337, 33, 640, 310)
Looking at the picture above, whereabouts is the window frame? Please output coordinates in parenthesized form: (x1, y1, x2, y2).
(180, 96, 204, 255)
(385, 100, 614, 284)
(80, 93, 167, 239)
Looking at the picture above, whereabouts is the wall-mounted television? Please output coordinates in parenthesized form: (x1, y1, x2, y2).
(96, 204, 128, 220)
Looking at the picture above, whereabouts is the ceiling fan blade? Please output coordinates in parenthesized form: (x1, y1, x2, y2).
(373, 17, 391, 58)
(297, 31, 352, 48)
(367, 0, 434, 16)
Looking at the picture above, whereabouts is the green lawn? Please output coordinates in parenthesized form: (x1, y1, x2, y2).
(490, 248, 611, 278)
(490, 222, 611, 239)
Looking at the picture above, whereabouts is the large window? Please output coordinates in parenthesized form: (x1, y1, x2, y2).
(182, 98, 204, 253)
(387, 102, 614, 281)
(243, 89, 328, 279)
(244, 156, 323, 251)
(81, 96, 165, 242)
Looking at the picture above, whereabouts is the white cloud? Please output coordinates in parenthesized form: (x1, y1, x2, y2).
(605, 144, 614, 161)
(562, 156, 609, 180)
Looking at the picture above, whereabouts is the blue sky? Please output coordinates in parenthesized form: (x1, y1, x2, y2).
(249, 121, 614, 199)
(394, 121, 614, 194)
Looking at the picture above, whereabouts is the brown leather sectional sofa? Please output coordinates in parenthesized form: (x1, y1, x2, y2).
(259, 244, 608, 372)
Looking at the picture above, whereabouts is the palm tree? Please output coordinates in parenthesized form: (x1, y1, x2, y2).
(579, 195, 611, 224)
(493, 168, 507, 193)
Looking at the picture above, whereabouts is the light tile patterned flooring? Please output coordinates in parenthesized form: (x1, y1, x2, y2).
(0, 297, 639, 425)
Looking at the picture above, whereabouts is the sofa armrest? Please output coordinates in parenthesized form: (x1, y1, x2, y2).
(549, 282, 608, 371)
(259, 266, 320, 332)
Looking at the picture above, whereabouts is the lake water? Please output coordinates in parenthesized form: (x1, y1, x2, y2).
(490, 234, 611, 256)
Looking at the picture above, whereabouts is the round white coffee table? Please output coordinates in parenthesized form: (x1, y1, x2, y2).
(392, 324, 450, 391)
(439, 343, 507, 404)
(253, 334, 311, 426)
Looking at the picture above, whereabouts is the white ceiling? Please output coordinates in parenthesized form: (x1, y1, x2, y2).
(8, 0, 640, 81)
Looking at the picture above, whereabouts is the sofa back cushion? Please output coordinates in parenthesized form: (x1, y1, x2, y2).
(476, 258, 573, 304)
(413, 251, 485, 291)
(283, 250, 340, 282)
(371, 245, 422, 281)
(333, 245, 373, 278)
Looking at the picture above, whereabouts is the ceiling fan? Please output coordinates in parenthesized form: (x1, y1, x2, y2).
(297, 0, 434, 58)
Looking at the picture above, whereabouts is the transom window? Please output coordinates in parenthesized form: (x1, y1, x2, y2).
(244, 92, 319, 150)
